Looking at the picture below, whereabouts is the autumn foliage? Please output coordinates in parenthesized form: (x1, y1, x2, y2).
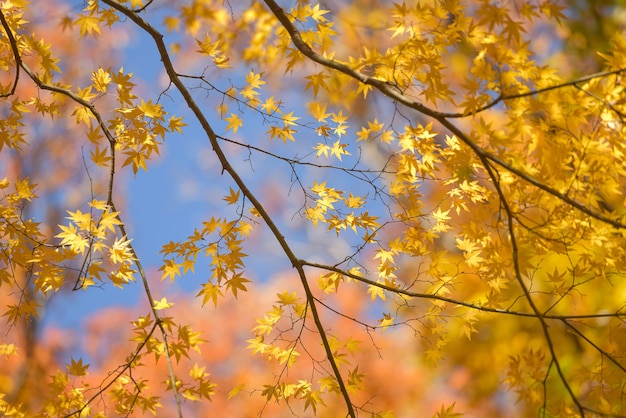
(1, 0, 626, 417)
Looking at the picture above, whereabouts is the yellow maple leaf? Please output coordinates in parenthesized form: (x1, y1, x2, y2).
(330, 140, 351, 161)
(91, 67, 111, 92)
(74, 14, 102, 37)
(225, 113, 243, 134)
(197, 282, 223, 307)
(223, 187, 241, 205)
(367, 284, 386, 301)
(160, 259, 181, 282)
(66, 357, 90, 377)
(56, 223, 89, 254)
(90, 145, 112, 167)
(153, 297, 173, 310)
(226, 272, 251, 298)
(0, 343, 17, 358)
(377, 313, 394, 330)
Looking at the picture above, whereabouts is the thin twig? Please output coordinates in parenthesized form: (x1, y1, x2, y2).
(64, 322, 159, 417)
(482, 156, 585, 415)
(441, 68, 626, 118)
(300, 260, 626, 320)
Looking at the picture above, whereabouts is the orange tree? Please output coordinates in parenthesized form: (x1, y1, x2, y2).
(1, 0, 626, 417)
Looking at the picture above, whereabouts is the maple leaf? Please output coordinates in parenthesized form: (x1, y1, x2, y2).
(109, 236, 134, 264)
(314, 142, 330, 157)
(309, 4, 330, 22)
(224, 113, 243, 133)
(331, 110, 349, 137)
(305, 71, 329, 97)
(281, 111, 300, 127)
(138, 99, 164, 120)
(90, 145, 112, 167)
(160, 259, 181, 282)
(168, 116, 186, 133)
(0, 344, 17, 358)
(276, 291, 299, 306)
(91, 67, 111, 92)
(6, 1, 626, 417)
(223, 187, 240, 205)
(367, 284, 386, 301)
(196, 34, 219, 56)
(246, 70, 266, 90)
(197, 282, 223, 307)
(12, 177, 37, 201)
(330, 140, 351, 161)
(434, 403, 463, 418)
(163, 16, 180, 32)
(66, 357, 90, 377)
(74, 14, 102, 37)
(304, 390, 325, 414)
(56, 223, 89, 254)
(153, 297, 174, 310)
(455, 237, 484, 268)
(225, 273, 251, 298)
(357, 82, 373, 99)
(261, 96, 280, 114)
(377, 313, 394, 330)
(66, 209, 92, 231)
(99, 209, 122, 233)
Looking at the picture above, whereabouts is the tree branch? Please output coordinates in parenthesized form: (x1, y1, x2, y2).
(64, 322, 160, 418)
(0, 8, 185, 416)
(101, 1, 357, 416)
(300, 260, 626, 320)
(441, 67, 626, 118)
(0, 11, 20, 97)
(481, 155, 585, 415)
(262, 0, 626, 231)
(260, 2, 626, 413)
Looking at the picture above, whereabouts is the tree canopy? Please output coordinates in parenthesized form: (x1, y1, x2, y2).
(1, 0, 626, 417)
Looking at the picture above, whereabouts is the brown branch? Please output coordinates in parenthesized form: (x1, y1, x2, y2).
(111, 207, 185, 417)
(13, 66, 119, 206)
(100, 1, 357, 416)
(219, 135, 394, 176)
(486, 159, 585, 414)
(0, 11, 20, 97)
(264, 0, 626, 124)
(300, 260, 626, 320)
(262, 0, 447, 120)
(443, 122, 626, 230)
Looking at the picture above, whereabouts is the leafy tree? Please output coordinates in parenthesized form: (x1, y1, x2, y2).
(1, 0, 626, 417)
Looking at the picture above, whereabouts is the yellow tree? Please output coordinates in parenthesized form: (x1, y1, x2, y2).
(1, 0, 626, 417)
